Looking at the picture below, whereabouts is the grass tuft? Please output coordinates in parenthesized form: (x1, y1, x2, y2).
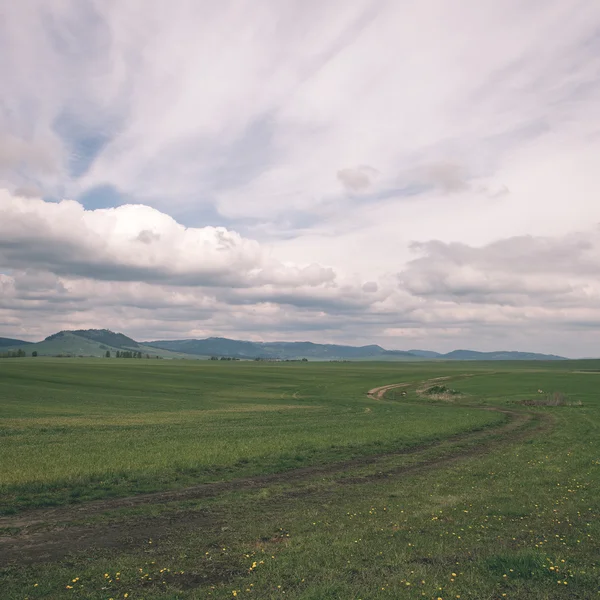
(521, 391, 582, 406)
(485, 551, 549, 579)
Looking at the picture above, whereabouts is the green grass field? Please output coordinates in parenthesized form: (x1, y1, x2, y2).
(0, 358, 598, 599)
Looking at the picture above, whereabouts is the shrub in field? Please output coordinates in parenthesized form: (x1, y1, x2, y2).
(420, 384, 461, 399)
(521, 391, 582, 406)
(425, 384, 460, 395)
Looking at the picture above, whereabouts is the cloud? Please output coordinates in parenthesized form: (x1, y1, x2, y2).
(3, 1, 598, 220)
(4, 192, 600, 356)
(0, 191, 335, 289)
(337, 166, 379, 192)
(2, 3, 600, 356)
(0, 193, 413, 344)
(13, 184, 44, 199)
(412, 161, 469, 194)
(136, 229, 161, 244)
(399, 230, 600, 308)
(0, 133, 58, 175)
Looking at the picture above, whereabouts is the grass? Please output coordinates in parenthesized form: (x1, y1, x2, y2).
(521, 391, 582, 406)
(423, 385, 460, 395)
(0, 359, 502, 512)
(0, 358, 599, 599)
(0, 331, 195, 359)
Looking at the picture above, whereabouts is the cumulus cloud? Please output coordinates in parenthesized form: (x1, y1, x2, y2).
(399, 230, 600, 309)
(0, 191, 335, 288)
(2, 2, 600, 356)
(0, 268, 404, 345)
(0, 192, 411, 344)
(4, 191, 600, 357)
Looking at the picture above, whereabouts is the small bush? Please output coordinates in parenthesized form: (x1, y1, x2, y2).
(521, 391, 582, 406)
(424, 385, 460, 396)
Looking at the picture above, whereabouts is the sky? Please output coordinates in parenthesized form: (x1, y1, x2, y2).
(1, 0, 600, 356)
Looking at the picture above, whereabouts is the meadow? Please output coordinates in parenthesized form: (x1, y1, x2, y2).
(0, 358, 598, 599)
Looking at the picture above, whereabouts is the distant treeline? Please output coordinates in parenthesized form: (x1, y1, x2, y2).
(112, 350, 162, 359)
(0, 349, 31, 358)
(0, 350, 166, 359)
(0, 350, 311, 361)
(208, 356, 309, 362)
(254, 357, 308, 362)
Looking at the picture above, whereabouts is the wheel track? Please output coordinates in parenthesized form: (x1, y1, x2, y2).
(0, 378, 552, 566)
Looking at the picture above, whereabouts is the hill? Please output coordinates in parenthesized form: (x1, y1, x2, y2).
(0, 337, 31, 348)
(146, 337, 565, 361)
(146, 337, 417, 360)
(442, 349, 565, 361)
(2, 330, 192, 359)
(45, 329, 140, 349)
(1, 329, 569, 360)
(407, 349, 442, 358)
(16, 331, 121, 357)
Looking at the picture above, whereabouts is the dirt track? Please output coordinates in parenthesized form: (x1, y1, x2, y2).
(366, 382, 411, 399)
(0, 380, 551, 566)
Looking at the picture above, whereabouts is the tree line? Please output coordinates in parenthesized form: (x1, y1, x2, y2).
(0, 349, 164, 359)
(109, 350, 159, 359)
(0, 349, 30, 358)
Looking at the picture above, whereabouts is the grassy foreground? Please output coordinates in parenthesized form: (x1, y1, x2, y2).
(0, 358, 599, 599)
(0, 359, 502, 513)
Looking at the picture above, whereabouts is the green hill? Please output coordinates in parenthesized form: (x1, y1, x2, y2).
(146, 337, 416, 360)
(44, 329, 141, 350)
(0, 337, 31, 348)
(147, 337, 567, 361)
(1, 329, 569, 361)
(442, 349, 565, 361)
(2, 330, 194, 359)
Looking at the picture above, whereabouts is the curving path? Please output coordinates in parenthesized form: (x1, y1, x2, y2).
(367, 382, 411, 399)
(0, 377, 552, 566)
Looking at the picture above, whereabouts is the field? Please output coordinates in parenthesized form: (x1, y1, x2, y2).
(0, 359, 598, 599)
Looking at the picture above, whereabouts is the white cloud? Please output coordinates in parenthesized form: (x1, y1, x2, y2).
(13, 184, 44, 199)
(0, 192, 341, 291)
(4, 192, 600, 357)
(337, 166, 379, 193)
(0, 133, 58, 175)
(2, 2, 600, 355)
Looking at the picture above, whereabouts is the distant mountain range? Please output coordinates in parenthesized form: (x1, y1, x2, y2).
(145, 337, 566, 361)
(146, 337, 415, 360)
(440, 349, 566, 361)
(0, 330, 568, 360)
(0, 330, 190, 359)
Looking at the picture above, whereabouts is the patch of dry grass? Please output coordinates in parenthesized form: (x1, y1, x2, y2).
(521, 391, 582, 406)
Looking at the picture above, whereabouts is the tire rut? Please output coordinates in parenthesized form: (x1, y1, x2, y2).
(0, 380, 552, 566)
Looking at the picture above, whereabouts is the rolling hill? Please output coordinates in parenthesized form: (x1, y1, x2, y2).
(45, 329, 141, 349)
(146, 337, 416, 360)
(0, 329, 569, 360)
(442, 349, 565, 361)
(407, 349, 442, 358)
(0, 337, 31, 348)
(146, 337, 566, 361)
(1, 330, 194, 359)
